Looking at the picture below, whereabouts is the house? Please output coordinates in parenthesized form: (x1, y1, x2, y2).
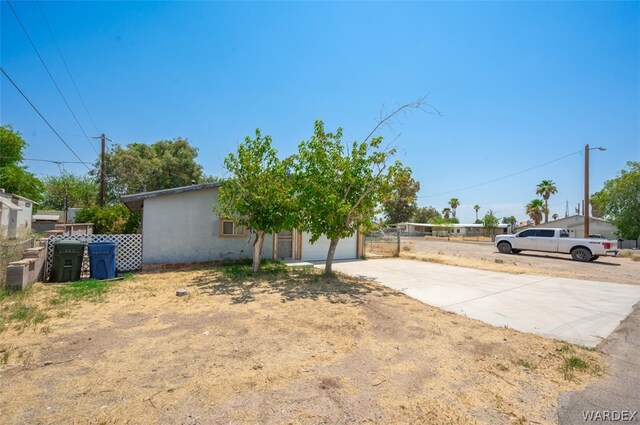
(535, 214, 618, 239)
(121, 183, 363, 266)
(397, 222, 509, 237)
(0, 189, 35, 239)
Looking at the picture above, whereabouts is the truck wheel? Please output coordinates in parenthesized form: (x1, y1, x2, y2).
(497, 242, 512, 254)
(589, 255, 600, 262)
(571, 247, 592, 262)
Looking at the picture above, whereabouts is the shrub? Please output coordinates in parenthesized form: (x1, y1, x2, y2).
(75, 204, 140, 234)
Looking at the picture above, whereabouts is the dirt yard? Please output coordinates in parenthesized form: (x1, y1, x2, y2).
(0, 263, 604, 424)
(367, 237, 640, 285)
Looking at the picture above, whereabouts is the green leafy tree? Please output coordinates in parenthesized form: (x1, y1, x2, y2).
(216, 130, 298, 273)
(294, 120, 395, 274)
(0, 124, 44, 202)
(75, 204, 140, 234)
(99, 138, 205, 203)
(442, 207, 451, 220)
(474, 204, 481, 222)
(42, 173, 98, 210)
(591, 161, 640, 240)
(412, 206, 441, 223)
(483, 209, 499, 239)
(526, 199, 547, 225)
(430, 216, 459, 224)
(535, 179, 558, 223)
(501, 215, 517, 233)
(382, 165, 420, 224)
(449, 198, 460, 219)
(552, 213, 559, 221)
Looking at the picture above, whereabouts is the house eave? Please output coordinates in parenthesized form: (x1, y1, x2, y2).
(120, 182, 222, 212)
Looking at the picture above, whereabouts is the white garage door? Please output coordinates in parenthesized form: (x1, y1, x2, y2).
(301, 232, 358, 261)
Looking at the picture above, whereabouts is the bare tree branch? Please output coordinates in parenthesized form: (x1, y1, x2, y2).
(362, 95, 439, 144)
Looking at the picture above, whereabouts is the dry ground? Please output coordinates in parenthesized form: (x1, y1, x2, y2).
(367, 237, 640, 285)
(0, 263, 604, 424)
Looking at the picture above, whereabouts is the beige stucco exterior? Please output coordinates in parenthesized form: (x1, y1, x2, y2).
(535, 215, 618, 239)
(129, 185, 358, 265)
(0, 191, 34, 239)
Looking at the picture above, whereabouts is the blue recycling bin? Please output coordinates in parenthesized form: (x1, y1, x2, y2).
(87, 242, 117, 280)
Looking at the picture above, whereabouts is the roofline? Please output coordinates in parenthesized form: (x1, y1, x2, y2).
(543, 214, 614, 225)
(0, 191, 38, 204)
(120, 182, 221, 212)
(397, 222, 509, 228)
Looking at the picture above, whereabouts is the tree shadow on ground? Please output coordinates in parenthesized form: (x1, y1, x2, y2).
(506, 252, 621, 266)
(190, 260, 398, 305)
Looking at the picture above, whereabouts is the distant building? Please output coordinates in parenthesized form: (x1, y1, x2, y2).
(536, 214, 618, 239)
(397, 222, 509, 237)
(0, 189, 35, 239)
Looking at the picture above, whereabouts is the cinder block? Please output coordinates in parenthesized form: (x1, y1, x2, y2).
(6, 261, 30, 290)
(22, 247, 44, 258)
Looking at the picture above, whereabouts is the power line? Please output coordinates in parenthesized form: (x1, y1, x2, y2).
(0, 66, 92, 170)
(23, 158, 88, 165)
(419, 149, 583, 199)
(5, 0, 99, 155)
(36, 0, 100, 134)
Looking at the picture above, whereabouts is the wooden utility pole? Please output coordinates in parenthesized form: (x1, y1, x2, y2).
(584, 143, 589, 238)
(100, 133, 106, 207)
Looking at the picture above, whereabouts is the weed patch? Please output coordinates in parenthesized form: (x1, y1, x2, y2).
(50, 279, 116, 305)
(514, 358, 537, 370)
(559, 344, 604, 381)
(1, 303, 48, 333)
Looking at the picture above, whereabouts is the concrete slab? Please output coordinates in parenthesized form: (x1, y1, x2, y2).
(284, 261, 315, 269)
(326, 258, 640, 347)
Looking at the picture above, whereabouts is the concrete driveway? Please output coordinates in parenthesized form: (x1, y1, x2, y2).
(327, 258, 640, 347)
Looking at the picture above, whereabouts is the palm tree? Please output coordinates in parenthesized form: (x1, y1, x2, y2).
(552, 213, 559, 221)
(535, 180, 558, 223)
(474, 204, 481, 221)
(449, 198, 460, 219)
(526, 199, 548, 225)
(442, 207, 451, 220)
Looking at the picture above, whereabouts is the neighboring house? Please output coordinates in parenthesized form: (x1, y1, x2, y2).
(32, 212, 63, 233)
(397, 222, 509, 237)
(121, 183, 363, 265)
(536, 214, 619, 239)
(0, 189, 35, 239)
(515, 219, 533, 232)
(32, 208, 83, 233)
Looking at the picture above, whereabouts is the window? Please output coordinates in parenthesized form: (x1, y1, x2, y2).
(456, 229, 460, 233)
(219, 219, 246, 237)
(536, 229, 555, 237)
(560, 230, 570, 238)
(518, 229, 536, 237)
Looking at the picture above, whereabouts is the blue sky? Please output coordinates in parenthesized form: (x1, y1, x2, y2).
(1, 1, 638, 223)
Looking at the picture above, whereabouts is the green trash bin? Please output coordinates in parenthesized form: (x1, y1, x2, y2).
(51, 240, 86, 282)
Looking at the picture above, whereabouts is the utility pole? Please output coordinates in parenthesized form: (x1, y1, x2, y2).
(584, 144, 607, 238)
(93, 133, 111, 207)
(100, 133, 106, 207)
(584, 144, 589, 238)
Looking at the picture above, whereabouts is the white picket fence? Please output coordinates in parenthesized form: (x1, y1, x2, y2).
(46, 234, 142, 278)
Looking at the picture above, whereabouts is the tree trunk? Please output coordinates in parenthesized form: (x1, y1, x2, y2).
(395, 228, 400, 257)
(252, 231, 265, 273)
(324, 238, 339, 275)
(544, 199, 549, 223)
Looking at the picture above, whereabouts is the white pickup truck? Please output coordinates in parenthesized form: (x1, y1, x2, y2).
(495, 228, 618, 262)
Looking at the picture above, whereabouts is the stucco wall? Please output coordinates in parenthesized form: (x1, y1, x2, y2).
(142, 187, 273, 264)
(15, 200, 32, 237)
(537, 216, 618, 239)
